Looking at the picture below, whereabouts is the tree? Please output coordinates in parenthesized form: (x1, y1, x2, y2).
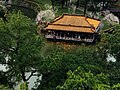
(99, 24, 120, 61)
(106, 25, 120, 61)
(102, 24, 120, 85)
(0, 71, 15, 88)
(56, 66, 120, 90)
(35, 27, 119, 89)
(56, 67, 110, 90)
(110, 0, 119, 3)
(0, 11, 44, 87)
(38, 46, 65, 90)
(51, 0, 54, 9)
(18, 82, 29, 90)
(84, 0, 88, 16)
(0, 2, 7, 21)
(0, 85, 11, 90)
(37, 45, 109, 89)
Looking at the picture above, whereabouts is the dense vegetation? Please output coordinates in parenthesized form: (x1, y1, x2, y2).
(0, 0, 120, 90)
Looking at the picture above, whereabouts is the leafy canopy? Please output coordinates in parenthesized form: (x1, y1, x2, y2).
(0, 11, 44, 85)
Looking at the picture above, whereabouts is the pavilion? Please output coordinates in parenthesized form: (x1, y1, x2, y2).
(44, 14, 102, 43)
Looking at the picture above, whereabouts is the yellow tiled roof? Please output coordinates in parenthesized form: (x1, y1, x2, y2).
(86, 18, 101, 29)
(53, 15, 90, 27)
(46, 14, 101, 33)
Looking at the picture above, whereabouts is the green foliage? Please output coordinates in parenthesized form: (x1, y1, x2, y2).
(17, 22, 119, 90)
(105, 25, 120, 60)
(62, 46, 107, 73)
(18, 82, 29, 90)
(0, 11, 44, 87)
(95, 23, 120, 86)
(30, 0, 52, 10)
(38, 46, 65, 90)
(0, 85, 11, 90)
(38, 45, 109, 89)
(39, 34, 120, 89)
(112, 83, 120, 90)
(0, 1, 119, 89)
(56, 67, 110, 90)
(99, 24, 120, 60)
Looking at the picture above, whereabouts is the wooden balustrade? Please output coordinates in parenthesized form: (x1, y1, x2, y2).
(45, 34, 94, 42)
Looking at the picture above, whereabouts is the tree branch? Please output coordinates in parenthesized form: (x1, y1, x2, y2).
(0, 47, 15, 53)
(26, 70, 36, 81)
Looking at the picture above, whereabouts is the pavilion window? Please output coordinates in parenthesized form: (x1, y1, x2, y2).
(86, 34, 91, 39)
(64, 34, 66, 38)
(80, 34, 85, 39)
(69, 32, 73, 37)
(55, 32, 58, 36)
(61, 32, 64, 37)
(51, 31, 55, 35)
(90, 36, 93, 39)
(66, 32, 69, 37)
(72, 33, 75, 38)
(58, 32, 61, 37)
(47, 32, 49, 35)
(89, 35, 94, 39)
(58, 32, 60, 36)
(75, 34, 76, 38)
(47, 30, 51, 35)
(51, 31, 53, 35)
(78, 35, 80, 39)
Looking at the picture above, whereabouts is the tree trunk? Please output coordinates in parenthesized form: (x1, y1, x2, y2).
(65, 0, 68, 7)
(61, 0, 65, 8)
(38, 71, 51, 89)
(84, 0, 87, 16)
(76, 0, 79, 8)
(20, 67, 27, 82)
(51, 0, 54, 10)
(21, 71, 27, 82)
(103, 1, 105, 9)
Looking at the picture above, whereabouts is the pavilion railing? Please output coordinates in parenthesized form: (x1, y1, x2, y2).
(45, 35, 94, 42)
